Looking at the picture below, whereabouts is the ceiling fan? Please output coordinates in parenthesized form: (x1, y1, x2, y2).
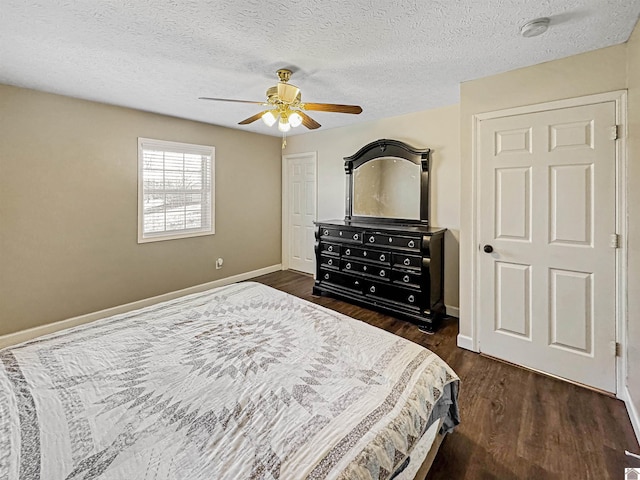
(199, 69, 362, 147)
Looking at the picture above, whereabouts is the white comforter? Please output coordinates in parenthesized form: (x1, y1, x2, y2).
(0, 282, 458, 480)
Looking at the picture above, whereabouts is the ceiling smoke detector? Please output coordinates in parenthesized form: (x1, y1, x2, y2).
(520, 17, 551, 38)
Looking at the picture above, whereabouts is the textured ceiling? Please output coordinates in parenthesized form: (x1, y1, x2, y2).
(1, 1, 639, 137)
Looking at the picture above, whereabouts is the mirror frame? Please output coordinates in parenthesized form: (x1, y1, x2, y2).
(344, 139, 431, 225)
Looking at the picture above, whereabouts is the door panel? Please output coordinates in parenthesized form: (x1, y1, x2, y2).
(549, 268, 592, 354)
(549, 164, 593, 245)
(478, 100, 616, 393)
(495, 167, 531, 241)
(495, 261, 531, 339)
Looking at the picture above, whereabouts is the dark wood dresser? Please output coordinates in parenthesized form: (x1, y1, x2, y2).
(313, 220, 446, 332)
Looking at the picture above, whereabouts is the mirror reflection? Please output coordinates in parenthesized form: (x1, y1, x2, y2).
(352, 157, 421, 219)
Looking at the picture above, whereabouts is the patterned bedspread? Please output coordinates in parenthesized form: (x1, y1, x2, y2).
(0, 281, 459, 480)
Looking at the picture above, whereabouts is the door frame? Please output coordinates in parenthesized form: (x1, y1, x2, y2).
(281, 151, 318, 273)
(468, 90, 628, 397)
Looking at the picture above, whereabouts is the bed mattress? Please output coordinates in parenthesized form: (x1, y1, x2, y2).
(0, 281, 459, 479)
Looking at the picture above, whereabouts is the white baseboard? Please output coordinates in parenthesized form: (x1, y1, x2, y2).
(457, 334, 477, 352)
(445, 305, 459, 318)
(625, 386, 640, 446)
(0, 264, 282, 350)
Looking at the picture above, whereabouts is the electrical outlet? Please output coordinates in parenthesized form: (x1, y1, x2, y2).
(215, 257, 224, 269)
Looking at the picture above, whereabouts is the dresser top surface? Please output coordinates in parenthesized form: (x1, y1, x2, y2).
(315, 219, 446, 235)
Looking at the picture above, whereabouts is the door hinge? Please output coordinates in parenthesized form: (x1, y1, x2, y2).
(611, 341, 622, 357)
(610, 125, 620, 140)
(610, 233, 620, 249)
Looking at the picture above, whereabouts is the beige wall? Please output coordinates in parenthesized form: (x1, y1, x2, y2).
(626, 20, 640, 426)
(0, 85, 282, 336)
(286, 104, 461, 310)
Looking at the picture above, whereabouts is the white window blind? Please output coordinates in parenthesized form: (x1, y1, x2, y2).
(138, 138, 214, 243)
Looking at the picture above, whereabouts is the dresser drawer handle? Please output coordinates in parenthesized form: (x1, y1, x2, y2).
(403, 258, 411, 266)
(345, 248, 350, 255)
(389, 237, 393, 243)
(363, 265, 367, 271)
(327, 245, 333, 252)
(363, 252, 367, 257)
(324, 273, 330, 280)
(323, 229, 329, 236)
(379, 254, 386, 262)
(339, 231, 343, 236)
(369, 236, 375, 243)
(370, 286, 376, 293)
(408, 240, 415, 248)
(346, 263, 352, 270)
(354, 280, 360, 286)
(379, 270, 386, 277)
(403, 275, 410, 283)
(327, 259, 333, 266)
(353, 233, 359, 240)
(408, 295, 415, 303)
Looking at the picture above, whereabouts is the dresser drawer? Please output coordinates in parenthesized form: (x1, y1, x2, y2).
(392, 253, 422, 270)
(320, 242, 341, 256)
(319, 227, 364, 244)
(342, 246, 391, 264)
(341, 259, 390, 280)
(320, 254, 339, 269)
(319, 270, 364, 293)
(391, 270, 422, 289)
(365, 233, 421, 251)
(365, 282, 421, 309)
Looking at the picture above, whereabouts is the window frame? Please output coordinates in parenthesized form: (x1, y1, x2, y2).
(137, 137, 215, 244)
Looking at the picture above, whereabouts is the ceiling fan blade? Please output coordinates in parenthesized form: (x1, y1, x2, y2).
(238, 111, 267, 125)
(298, 111, 321, 129)
(302, 103, 362, 114)
(199, 97, 266, 105)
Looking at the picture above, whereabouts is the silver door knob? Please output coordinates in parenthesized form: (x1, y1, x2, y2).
(369, 236, 375, 243)
(353, 233, 359, 240)
(370, 286, 376, 293)
(379, 270, 386, 277)
(346, 263, 351, 269)
(408, 295, 415, 303)
(408, 240, 415, 248)
(484, 245, 494, 253)
(404, 258, 410, 266)
(327, 259, 333, 265)
(345, 249, 350, 255)
(403, 275, 410, 283)
(379, 254, 386, 261)
(324, 273, 329, 280)
(327, 245, 333, 252)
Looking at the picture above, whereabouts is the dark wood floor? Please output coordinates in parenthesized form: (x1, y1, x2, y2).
(252, 270, 640, 480)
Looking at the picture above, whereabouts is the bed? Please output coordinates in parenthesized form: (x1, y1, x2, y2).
(0, 281, 459, 479)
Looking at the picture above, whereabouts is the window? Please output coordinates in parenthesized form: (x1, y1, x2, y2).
(138, 138, 214, 243)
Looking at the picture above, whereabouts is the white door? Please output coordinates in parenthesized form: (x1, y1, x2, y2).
(478, 100, 617, 392)
(283, 152, 317, 274)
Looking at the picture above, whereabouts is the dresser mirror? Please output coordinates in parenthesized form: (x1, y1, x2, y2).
(352, 157, 421, 219)
(345, 139, 431, 224)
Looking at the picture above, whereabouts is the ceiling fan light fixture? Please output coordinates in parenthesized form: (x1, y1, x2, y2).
(278, 118, 291, 133)
(262, 110, 278, 127)
(289, 112, 303, 128)
(520, 17, 550, 38)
